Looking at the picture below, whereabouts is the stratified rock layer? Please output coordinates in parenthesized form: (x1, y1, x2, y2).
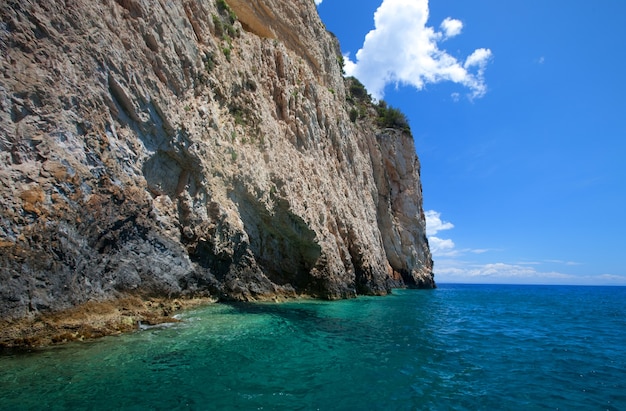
(0, 0, 433, 320)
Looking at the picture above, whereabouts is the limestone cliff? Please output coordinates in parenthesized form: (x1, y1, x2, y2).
(0, 0, 433, 323)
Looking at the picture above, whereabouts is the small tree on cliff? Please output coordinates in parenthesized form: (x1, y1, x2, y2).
(376, 100, 410, 132)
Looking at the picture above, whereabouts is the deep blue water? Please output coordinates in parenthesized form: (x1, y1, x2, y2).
(1, 284, 625, 410)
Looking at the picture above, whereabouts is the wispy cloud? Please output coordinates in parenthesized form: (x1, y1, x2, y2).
(435, 261, 573, 283)
(517, 260, 582, 267)
(424, 212, 621, 285)
(435, 261, 626, 286)
(344, 0, 492, 100)
(545, 259, 582, 266)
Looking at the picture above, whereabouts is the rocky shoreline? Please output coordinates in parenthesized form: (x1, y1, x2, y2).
(0, 295, 217, 351)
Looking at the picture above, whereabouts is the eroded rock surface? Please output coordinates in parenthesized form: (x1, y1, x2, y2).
(0, 0, 433, 324)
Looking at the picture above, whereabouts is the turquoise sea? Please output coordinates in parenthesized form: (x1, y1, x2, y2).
(1, 284, 625, 410)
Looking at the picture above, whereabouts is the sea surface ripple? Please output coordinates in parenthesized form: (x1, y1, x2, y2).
(1, 284, 625, 410)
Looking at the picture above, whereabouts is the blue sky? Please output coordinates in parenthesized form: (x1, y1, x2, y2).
(316, 0, 626, 285)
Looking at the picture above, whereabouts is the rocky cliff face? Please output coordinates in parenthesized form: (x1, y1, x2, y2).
(0, 0, 433, 321)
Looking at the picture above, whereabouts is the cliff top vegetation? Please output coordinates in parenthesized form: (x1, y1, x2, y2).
(345, 76, 410, 133)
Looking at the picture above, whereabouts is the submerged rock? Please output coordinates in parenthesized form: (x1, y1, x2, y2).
(0, 0, 433, 328)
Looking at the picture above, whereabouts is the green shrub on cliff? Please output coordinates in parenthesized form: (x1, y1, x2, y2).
(337, 55, 346, 75)
(214, 1, 239, 39)
(344, 77, 410, 132)
(348, 77, 370, 103)
(345, 77, 372, 123)
(376, 100, 410, 132)
(349, 108, 358, 123)
(216, 0, 237, 24)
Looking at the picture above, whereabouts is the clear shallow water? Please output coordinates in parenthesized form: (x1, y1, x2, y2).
(1, 284, 625, 410)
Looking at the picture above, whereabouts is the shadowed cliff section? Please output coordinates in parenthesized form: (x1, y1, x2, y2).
(0, 0, 433, 347)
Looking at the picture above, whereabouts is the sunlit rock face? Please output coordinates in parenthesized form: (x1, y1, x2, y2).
(0, 0, 433, 320)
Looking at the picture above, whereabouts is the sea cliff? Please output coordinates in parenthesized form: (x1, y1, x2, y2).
(0, 0, 433, 347)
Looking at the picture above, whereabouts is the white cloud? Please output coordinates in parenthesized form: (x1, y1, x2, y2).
(464, 48, 491, 69)
(470, 263, 562, 279)
(435, 262, 572, 283)
(425, 210, 454, 235)
(422, 212, 622, 285)
(344, 0, 492, 100)
(343, 53, 356, 75)
(429, 236, 456, 256)
(315, 0, 322, 5)
(440, 17, 463, 38)
(434, 261, 626, 286)
(425, 210, 458, 257)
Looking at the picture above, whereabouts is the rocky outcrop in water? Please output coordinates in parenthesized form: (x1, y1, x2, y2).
(0, 0, 433, 323)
